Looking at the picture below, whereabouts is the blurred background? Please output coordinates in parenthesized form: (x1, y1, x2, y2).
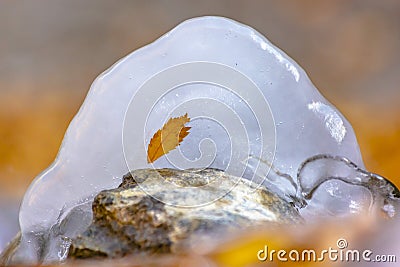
(0, 0, 399, 255)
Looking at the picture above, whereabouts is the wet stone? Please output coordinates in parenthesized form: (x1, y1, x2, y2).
(68, 168, 302, 259)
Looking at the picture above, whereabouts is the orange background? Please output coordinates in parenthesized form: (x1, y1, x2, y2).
(1, 0, 399, 201)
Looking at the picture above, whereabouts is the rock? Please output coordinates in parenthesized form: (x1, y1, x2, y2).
(68, 168, 301, 259)
(0, 233, 20, 265)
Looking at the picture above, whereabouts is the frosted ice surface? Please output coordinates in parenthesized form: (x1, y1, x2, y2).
(307, 102, 346, 143)
(14, 16, 374, 263)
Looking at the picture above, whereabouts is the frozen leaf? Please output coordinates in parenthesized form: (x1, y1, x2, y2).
(147, 113, 191, 163)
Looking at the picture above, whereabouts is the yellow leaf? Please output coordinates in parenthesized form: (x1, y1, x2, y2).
(147, 113, 191, 163)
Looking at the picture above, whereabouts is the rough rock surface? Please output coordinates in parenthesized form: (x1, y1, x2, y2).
(69, 168, 302, 259)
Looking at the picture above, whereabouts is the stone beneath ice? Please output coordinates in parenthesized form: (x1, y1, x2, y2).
(69, 168, 302, 258)
(14, 16, 369, 263)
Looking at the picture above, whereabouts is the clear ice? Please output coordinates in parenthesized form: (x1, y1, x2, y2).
(8, 16, 398, 264)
